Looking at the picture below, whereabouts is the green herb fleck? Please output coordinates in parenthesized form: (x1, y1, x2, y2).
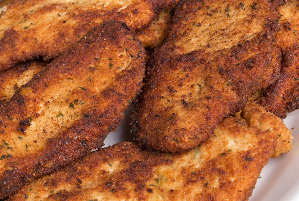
(225, 7, 230, 17)
(155, 178, 160, 185)
(239, 2, 245, 9)
(56, 113, 64, 117)
(251, 3, 257, 9)
(171, 137, 179, 143)
(69, 103, 74, 109)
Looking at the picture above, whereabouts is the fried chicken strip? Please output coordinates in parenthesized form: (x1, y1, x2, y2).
(9, 103, 292, 201)
(132, 32, 281, 152)
(0, 21, 145, 199)
(0, 60, 48, 103)
(154, 0, 281, 61)
(131, 0, 283, 152)
(258, 0, 299, 118)
(0, 0, 176, 71)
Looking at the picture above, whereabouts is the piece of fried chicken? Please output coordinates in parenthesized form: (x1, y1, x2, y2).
(0, 0, 176, 71)
(258, 0, 299, 118)
(9, 102, 292, 201)
(154, 0, 282, 61)
(131, 0, 283, 152)
(0, 60, 48, 103)
(0, 21, 145, 199)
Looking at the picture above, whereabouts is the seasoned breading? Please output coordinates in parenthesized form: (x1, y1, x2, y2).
(0, 60, 48, 103)
(155, 0, 281, 61)
(136, 8, 174, 49)
(132, 32, 282, 152)
(241, 102, 293, 158)
(0, 21, 145, 199)
(259, 48, 299, 118)
(0, 0, 176, 71)
(9, 103, 292, 201)
(258, 0, 299, 118)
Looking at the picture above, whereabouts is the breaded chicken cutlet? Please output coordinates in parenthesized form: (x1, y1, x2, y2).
(0, 21, 145, 199)
(132, 37, 282, 152)
(9, 102, 292, 201)
(0, 60, 48, 103)
(154, 0, 282, 61)
(258, 0, 299, 118)
(0, 0, 177, 71)
(131, 0, 284, 152)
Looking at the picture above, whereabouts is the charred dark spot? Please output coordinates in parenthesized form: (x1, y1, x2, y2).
(133, 9, 138, 14)
(77, 178, 82, 184)
(245, 157, 253, 161)
(147, 188, 153, 193)
(245, 58, 254, 69)
(19, 117, 32, 133)
(182, 99, 188, 107)
(16, 95, 26, 106)
(168, 86, 177, 93)
(282, 21, 291, 30)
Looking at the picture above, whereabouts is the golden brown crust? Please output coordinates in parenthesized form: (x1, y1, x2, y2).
(0, 60, 48, 103)
(9, 103, 292, 201)
(132, 32, 282, 152)
(136, 8, 173, 49)
(154, 0, 282, 61)
(241, 101, 293, 158)
(0, 0, 177, 71)
(0, 21, 145, 199)
(258, 0, 299, 118)
(259, 48, 299, 118)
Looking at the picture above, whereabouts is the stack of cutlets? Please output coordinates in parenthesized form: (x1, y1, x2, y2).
(0, 0, 297, 200)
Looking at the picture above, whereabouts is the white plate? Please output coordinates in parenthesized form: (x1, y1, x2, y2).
(104, 105, 299, 201)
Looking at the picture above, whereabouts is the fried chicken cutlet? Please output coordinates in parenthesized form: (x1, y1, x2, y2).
(9, 102, 292, 201)
(0, 21, 145, 199)
(0, 0, 176, 71)
(154, 0, 282, 61)
(0, 60, 48, 103)
(258, 0, 299, 118)
(132, 35, 282, 152)
(131, 0, 283, 152)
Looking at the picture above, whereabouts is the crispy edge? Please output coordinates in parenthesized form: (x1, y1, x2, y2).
(0, 21, 146, 199)
(9, 103, 289, 201)
(131, 33, 282, 152)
